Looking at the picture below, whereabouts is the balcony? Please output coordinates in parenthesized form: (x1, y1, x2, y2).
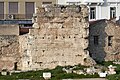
(107, 0, 120, 2)
(0, 14, 33, 20)
(66, 0, 81, 3)
(66, 0, 81, 5)
(0, 19, 32, 25)
(84, 0, 104, 3)
(0, 14, 33, 25)
(82, 0, 104, 5)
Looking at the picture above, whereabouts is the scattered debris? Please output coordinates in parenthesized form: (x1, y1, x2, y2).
(86, 67, 96, 75)
(108, 65, 116, 75)
(1, 69, 8, 75)
(73, 70, 84, 75)
(62, 68, 73, 73)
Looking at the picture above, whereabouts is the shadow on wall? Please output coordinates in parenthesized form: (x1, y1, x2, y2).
(89, 19, 107, 62)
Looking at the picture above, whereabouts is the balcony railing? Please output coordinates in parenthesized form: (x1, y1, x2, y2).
(0, 19, 32, 25)
(84, 0, 104, 3)
(107, 0, 120, 2)
(0, 14, 33, 20)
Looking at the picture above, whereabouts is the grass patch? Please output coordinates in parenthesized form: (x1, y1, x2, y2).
(0, 65, 99, 80)
(96, 61, 113, 67)
(73, 64, 89, 70)
(1, 62, 120, 80)
(106, 74, 120, 80)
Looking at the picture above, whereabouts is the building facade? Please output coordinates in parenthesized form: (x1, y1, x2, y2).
(0, 0, 57, 20)
(57, 0, 120, 21)
(1, 0, 120, 21)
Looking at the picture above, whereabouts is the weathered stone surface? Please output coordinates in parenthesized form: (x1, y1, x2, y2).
(89, 19, 120, 61)
(20, 5, 95, 70)
(19, 34, 33, 71)
(0, 5, 96, 71)
(0, 5, 120, 72)
(0, 35, 21, 71)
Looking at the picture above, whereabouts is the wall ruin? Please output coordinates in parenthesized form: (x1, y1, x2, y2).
(0, 25, 21, 71)
(20, 5, 95, 70)
(0, 35, 21, 71)
(1, 5, 120, 71)
(89, 20, 120, 62)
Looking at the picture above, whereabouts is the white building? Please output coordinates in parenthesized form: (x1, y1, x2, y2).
(57, 0, 120, 21)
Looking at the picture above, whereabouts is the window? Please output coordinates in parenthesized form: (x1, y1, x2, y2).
(90, 7, 96, 19)
(25, 2, 35, 19)
(0, 2, 4, 19)
(110, 7, 116, 18)
(42, 2, 52, 7)
(93, 36, 99, 45)
(9, 2, 18, 14)
(108, 36, 113, 46)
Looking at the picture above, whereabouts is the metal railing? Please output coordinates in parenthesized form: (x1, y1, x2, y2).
(0, 19, 32, 25)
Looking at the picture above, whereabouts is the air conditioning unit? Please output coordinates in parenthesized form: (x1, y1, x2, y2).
(8, 14, 15, 19)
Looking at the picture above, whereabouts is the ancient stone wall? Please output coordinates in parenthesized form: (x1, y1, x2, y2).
(19, 34, 33, 71)
(0, 35, 21, 71)
(89, 20, 120, 61)
(0, 24, 21, 71)
(0, 5, 120, 71)
(20, 5, 95, 70)
(3, 5, 120, 71)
